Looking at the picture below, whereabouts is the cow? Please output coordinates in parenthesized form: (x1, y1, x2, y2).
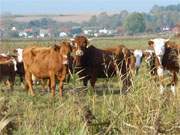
(0, 54, 17, 91)
(23, 41, 72, 96)
(13, 48, 25, 86)
(148, 38, 179, 95)
(71, 36, 133, 93)
(14, 48, 51, 91)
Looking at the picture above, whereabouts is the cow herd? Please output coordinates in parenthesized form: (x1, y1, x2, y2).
(0, 36, 179, 96)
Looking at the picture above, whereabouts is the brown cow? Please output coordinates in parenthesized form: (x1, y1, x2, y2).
(71, 36, 133, 93)
(23, 42, 72, 96)
(0, 54, 17, 90)
(148, 38, 179, 95)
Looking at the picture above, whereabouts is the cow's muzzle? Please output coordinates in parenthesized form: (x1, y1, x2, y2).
(62, 55, 68, 65)
(75, 49, 84, 56)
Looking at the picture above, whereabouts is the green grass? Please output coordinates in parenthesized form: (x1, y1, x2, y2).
(0, 37, 180, 134)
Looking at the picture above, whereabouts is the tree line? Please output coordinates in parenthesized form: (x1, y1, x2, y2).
(1, 4, 180, 37)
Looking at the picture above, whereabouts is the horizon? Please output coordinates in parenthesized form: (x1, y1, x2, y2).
(1, 0, 180, 15)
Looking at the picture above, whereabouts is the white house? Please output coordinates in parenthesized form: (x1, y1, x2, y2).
(19, 32, 27, 38)
(59, 32, 67, 37)
(11, 27, 16, 31)
(39, 29, 51, 38)
(99, 28, 108, 34)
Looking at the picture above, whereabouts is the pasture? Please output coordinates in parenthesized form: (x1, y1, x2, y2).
(0, 37, 180, 134)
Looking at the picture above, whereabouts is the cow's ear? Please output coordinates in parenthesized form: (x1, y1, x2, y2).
(53, 44, 60, 51)
(148, 40, 154, 48)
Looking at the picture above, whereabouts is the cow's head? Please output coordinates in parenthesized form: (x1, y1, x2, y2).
(70, 36, 91, 66)
(54, 41, 72, 65)
(14, 48, 23, 63)
(148, 38, 169, 66)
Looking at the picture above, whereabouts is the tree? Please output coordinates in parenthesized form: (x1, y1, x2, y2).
(123, 13, 145, 35)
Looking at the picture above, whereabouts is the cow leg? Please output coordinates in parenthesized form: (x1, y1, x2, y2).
(50, 74, 56, 96)
(157, 67, 164, 94)
(25, 72, 35, 96)
(8, 72, 15, 91)
(170, 72, 177, 96)
(90, 75, 96, 89)
(40, 79, 46, 92)
(20, 75, 24, 88)
(59, 76, 66, 97)
(83, 76, 89, 86)
(6, 80, 13, 92)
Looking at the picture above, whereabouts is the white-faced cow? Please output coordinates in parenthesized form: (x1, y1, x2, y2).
(148, 38, 179, 95)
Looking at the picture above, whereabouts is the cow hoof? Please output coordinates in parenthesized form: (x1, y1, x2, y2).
(30, 92, 35, 96)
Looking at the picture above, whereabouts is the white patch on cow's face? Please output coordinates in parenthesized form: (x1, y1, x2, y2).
(16, 48, 23, 62)
(63, 60, 68, 65)
(62, 55, 68, 65)
(62, 55, 67, 58)
(75, 49, 84, 56)
(134, 50, 143, 68)
(151, 38, 167, 56)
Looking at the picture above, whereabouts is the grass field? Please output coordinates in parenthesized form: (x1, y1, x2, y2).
(0, 37, 180, 134)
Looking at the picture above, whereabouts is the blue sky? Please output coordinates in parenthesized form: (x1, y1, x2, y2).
(0, 0, 179, 14)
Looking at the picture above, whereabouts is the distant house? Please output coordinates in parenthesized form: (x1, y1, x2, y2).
(59, 32, 67, 37)
(19, 32, 28, 38)
(83, 29, 94, 36)
(99, 28, 108, 34)
(172, 24, 180, 36)
(11, 27, 16, 31)
(162, 26, 170, 32)
(39, 29, 51, 38)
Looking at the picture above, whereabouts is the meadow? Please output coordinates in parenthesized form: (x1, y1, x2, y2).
(0, 37, 180, 135)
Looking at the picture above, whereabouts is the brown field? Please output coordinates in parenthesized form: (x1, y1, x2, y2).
(3, 13, 94, 23)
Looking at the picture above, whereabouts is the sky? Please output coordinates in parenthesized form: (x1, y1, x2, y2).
(0, 0, 180, 14)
